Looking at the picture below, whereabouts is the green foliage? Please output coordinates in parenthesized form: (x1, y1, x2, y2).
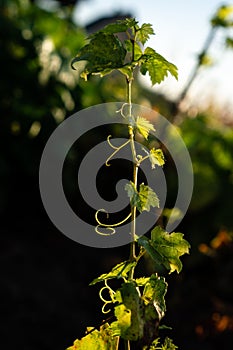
(138, 227, 190, 273)
(101, 18, 138, 34)
(67, 323, 118, 350)
(135, 23, 155, 45)
(142, 274, 167, 320)
(71, 32, 126, 79)
(69, 17, 188, 350)
(125, 182, 160, 212)
(111, 282, 144, 340)
(149, 148, 165, 168)
(72, 17, 178, 85)
(145, 337, 178, 349)
(211, 5, 233, 27)
(134, 116, 155, 139)
(140, 48, 178, 85)
(90, 261, 137, 285)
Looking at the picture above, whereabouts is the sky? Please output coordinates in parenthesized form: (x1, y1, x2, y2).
(74, 0, 233, 111)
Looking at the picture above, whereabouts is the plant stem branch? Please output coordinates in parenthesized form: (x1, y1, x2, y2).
(125, 339, 131, 350)
(126, 76, 138, 277)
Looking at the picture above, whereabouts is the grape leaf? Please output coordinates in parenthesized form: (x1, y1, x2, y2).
(142, 274, 167, 320)
(101, 18, 138, 34)
(111, 282, 144, 341)
(140, 47, 178, 85)
(151, 226, 190, 273)
(161, 337, 178, 349)
(90, 260, 137, 285)
(149, 148, 165, 168)
(71, 32, 126, 79)
(136, 23, 155, 45)
(147, 337, 178, 350)
(124, 40, 143, 60)
(148, 338, 160, 349)
(137, 183, 160, 212)
(135, 277, 150, 286)
(137, 235, 164, 266)
(138, 226, 190, 274)
(125, 182, 160, 212)
(134, 116, 155, 139)
(67, 323, 118, 350)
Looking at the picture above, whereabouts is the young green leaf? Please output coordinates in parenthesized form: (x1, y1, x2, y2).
(71, 32, 126, 79)
(151, 226, 190, 273)
(124, 39, 143, 60)
(90, 260, 137, 285)
(111, 282, 144, 341)
(143, 274, 167, 320)
(148, 338, 160, 349)
(101, 18, 138, 34)
(138, 226, 190, 274)
(140, 47, 178, 85)
(125, 182, 160, 212)
(161, 337, 178, 350)
(149, 148, 165, 168)
(134, 116, 155, 139)
(138, 183, 160, 212)
(67, 323, 118, 350)
(137, 235, 164, 266)
(136, 23, 155, 45)
(146, 337, 178, 350)
(135, 277, 150, 286)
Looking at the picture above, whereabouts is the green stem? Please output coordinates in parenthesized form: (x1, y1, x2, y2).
(126, 76, 138, 277)
(124, 339, 131, 350)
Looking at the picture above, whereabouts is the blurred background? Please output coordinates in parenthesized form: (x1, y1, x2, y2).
(1, 0, 233, 349)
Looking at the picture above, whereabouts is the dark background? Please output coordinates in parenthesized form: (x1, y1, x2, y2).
(1, 1, 233, 349)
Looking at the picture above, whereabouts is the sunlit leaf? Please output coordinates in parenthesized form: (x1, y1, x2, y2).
(142, 274, 167, 320)
(136, 23, 155, 45)
(148, 338, 160, 349)
(67, 323, 118, 350)
(71, 32, 126, 78)
(161, 337, 178, 349)
(125, 182, 160, 212)
(124, 40, 143, 60)
(140, 47, 178, 85)
(101, 18, 138, 34)
(90, 260, 137, 285)
(211, 5, 233, 27)
(137, 235, 164, 266)
(135, 277, 150, 286)
(134, 116, 155, 139)
(138, 183, 160, 212)
(149, 148, 165, 168)
(146, 337, 178, 349)
(151, 226, 190, 273)
(138, 227, 190, 274)
(111, 282, 144, 341)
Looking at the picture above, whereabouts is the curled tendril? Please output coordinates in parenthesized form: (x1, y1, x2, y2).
(105, 136, 130, 166)
(116, 103, 135, 126)
(95, 209, 132, 236)
(95, 225, 116, 236)
(99, 280, 115, 314)
(107, 135, 118, 150)
(116, 103, 129, 118)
